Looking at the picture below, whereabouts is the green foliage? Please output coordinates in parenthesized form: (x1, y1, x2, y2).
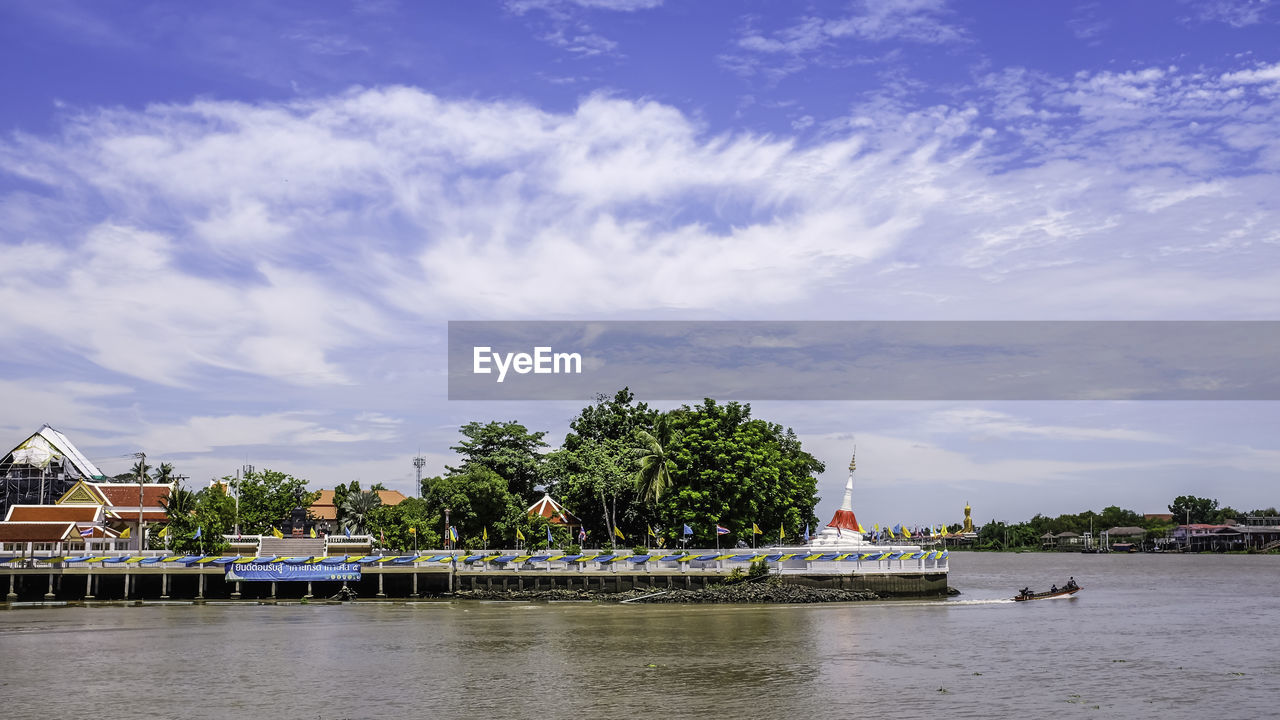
(421, 464, 528, 547)
(748, 558, 770, 578)
(634, 412, 678, 505)
(228, 468, 319, 534)
(631, 545, 649, 555)
(659, 399, 822, 547)
(367, 497, 437, 551)
(157, 482, 232, 554)
(547, 393, 823, 549)
(340, 490, 382, 535)
(1169, 495, 1220, 524)
(447, 420, 548, 504)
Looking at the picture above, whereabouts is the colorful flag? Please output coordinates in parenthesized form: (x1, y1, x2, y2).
(157, 526, 168, 539)
(516, 528, 525, 541)
(682, 524, 693, 536)
(803, 523, 810, 542)
(578, 527, 586, 541)
(886, 525, 895, 539)
(448, 526, 458, 542)
(546, 526, 553, 545)
(647, 525, 656, 538)
(613, 526, 625, 540)
(779, 522, 785, 540)
(344, 526, 351, 538)
(193, 527, 203, 540)
(79, 525, 94, 538)
(409, 527, 417, 535)
(120, 527, 131, 539)
(309, 526, 317, 539)
(857, 522, 865, 534)
(272, 527, 284, 539)
(715, 525, 729, 535)
(482, 527, 488, 541)
(752, 523, 762, 535)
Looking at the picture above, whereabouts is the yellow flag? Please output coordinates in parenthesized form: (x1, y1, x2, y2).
(613, 526, 625, 540)
(647, 525, 655, 537)
(409, 527, 416, 534)
(779, 522, 785, 539)
(516, 528, 525, 541)
(857, 522, 865, 534)
(752, 523, 762, 535)
(272, 527, 284, 539)
(120, 527, 131, 539)
(158, 526, 168, 539)
(310, 526, 317, 538)
(483, 527, 488, 541)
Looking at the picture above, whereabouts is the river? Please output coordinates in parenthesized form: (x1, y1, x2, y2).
(1, 552, 1276, 718)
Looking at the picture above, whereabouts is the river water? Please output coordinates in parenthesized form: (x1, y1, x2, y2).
(1, 552, 1276, 718)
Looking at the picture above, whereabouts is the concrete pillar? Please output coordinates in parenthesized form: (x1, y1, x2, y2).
(377, 571, 385, 598)
(270, 582, 277, 599)
(85, 573, 93, 600)
(160, 573, 169, 600)
(7, 573, 16, 601)
(305, 581, 313, 599)
(411, 573, 418, 598)
(123, 573, 131, 600)
(231, 581, 242, 600)
(45, 573, 56, 600)
(197, 573, 205, 600)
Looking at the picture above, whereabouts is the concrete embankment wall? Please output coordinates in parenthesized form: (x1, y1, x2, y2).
(2, 566, 947, 603)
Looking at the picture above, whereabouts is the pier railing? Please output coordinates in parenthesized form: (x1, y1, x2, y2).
(0, 548, 948, 575)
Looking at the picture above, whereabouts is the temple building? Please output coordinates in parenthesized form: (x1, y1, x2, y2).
(526, 493, 582, 538)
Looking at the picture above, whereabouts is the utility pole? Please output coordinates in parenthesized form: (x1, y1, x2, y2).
(134, 452, 146, 552)
(413, 456, 425, 499)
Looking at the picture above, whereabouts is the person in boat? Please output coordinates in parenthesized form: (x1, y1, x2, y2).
(1066, 577, 1077, 590)
(1050, 584, 1058, 593)
(1020, 586, 1032, 598)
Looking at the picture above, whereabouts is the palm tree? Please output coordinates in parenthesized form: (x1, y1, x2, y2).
(634, 413, 679, 505)
(152, 462, 175, 484)
(340, 490, 382, 535)
(160, 482, 197, 519)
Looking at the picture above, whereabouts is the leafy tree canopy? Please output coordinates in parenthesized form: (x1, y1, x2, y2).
(227, 468, 319, 535)
(447, 420, 548, 504)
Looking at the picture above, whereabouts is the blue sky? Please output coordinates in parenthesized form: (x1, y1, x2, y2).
(2, 0, 1279, 528)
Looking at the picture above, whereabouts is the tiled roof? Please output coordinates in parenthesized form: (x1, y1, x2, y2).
(92, 483, 172, 507)
(311, 489, 407, 520)
(5, 505, 101, 523)
(0, 522, 76, 542)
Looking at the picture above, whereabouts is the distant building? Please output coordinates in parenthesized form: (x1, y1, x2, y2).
(310, 489, 408, 534)
(0, 425, 109, 517)
(1172, 524, 1244, 551)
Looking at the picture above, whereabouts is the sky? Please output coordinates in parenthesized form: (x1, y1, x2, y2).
(1, 0, 1279, 529)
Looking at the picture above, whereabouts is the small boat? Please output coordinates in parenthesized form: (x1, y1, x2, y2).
(1013, 584, 1081, 602)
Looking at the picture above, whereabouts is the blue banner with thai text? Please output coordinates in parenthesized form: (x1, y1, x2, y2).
(224, 562, 361, 582)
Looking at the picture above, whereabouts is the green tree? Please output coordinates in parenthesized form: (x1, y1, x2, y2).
(157, 484, 233, 554)
(340, 490, 382, 535)
(368, 497, 438, 551)
(228, 468, 319, 534)
(1169, 495, 1219, 524)
(448, 421, 548, 504)
(634, 412, 679, 506)
(421, 465, 528, 546)
(657, 399, 822, 547)
(544, 437, 635, 548)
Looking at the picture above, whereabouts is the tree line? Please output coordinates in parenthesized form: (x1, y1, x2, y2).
(153, 388, 826, 553)
(974, 495, 1279, 550)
